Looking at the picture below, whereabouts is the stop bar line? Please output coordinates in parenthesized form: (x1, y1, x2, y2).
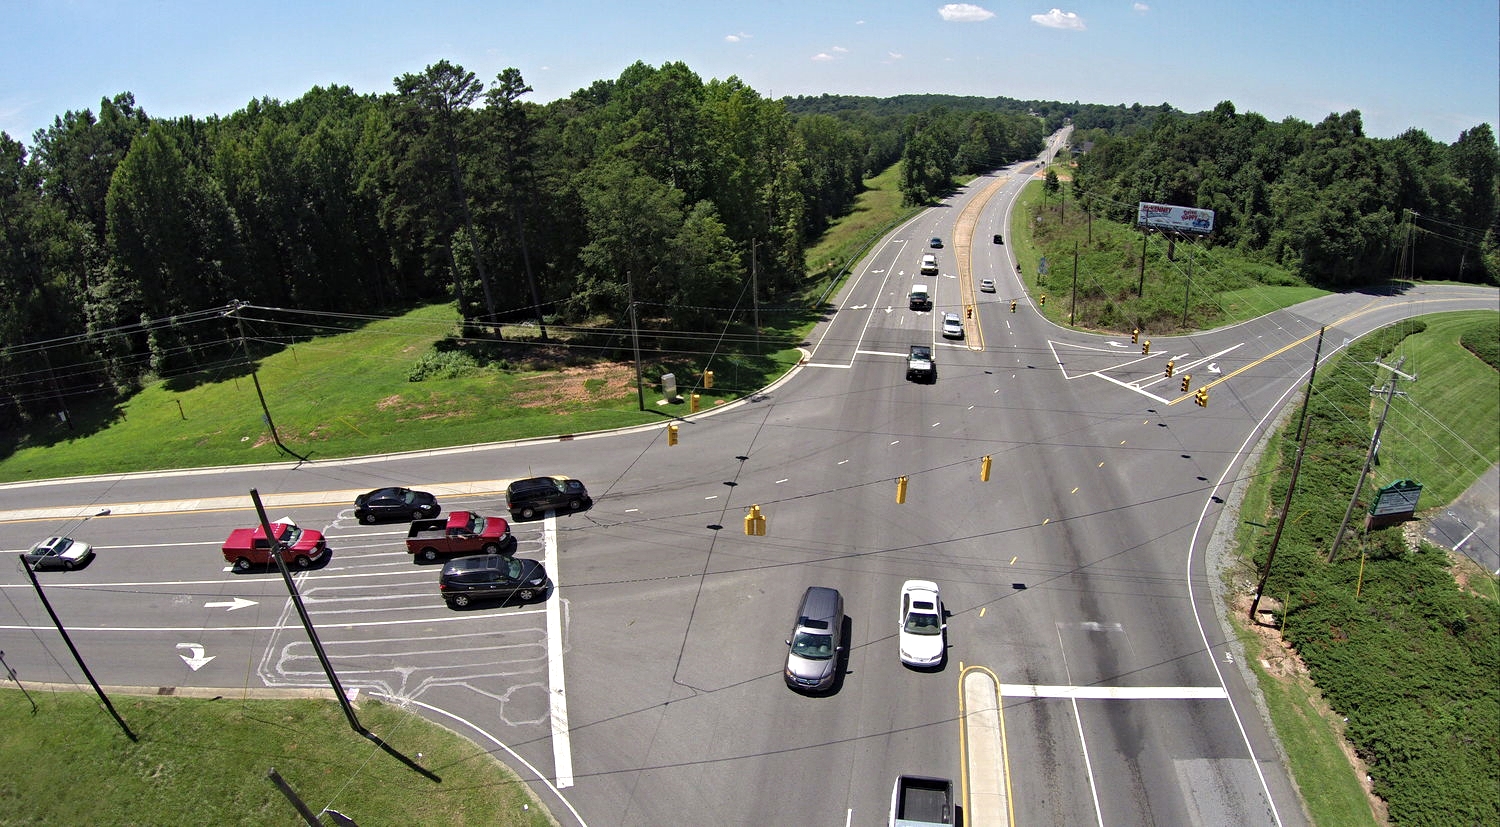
(999, 684, 1228, 700)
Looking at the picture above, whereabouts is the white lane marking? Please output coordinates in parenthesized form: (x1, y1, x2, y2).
(391, 694, 590, 827)
(543, 515, 574, 788)
(998, 684, 1230, 699)
(1057, 628, 1106, 827)
(0, 608, 546, 633)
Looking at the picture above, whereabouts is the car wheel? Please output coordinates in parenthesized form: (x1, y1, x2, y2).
(63, 560, 75, 570)
(359, 511, 377, 525)
(521, 506, 536, 520)
(452, 594, 471, 608)
(421, 547, 439, 561)
(517, 587, 536, 602)
(234, 557, 252, 572)
(482, 543, 500, 555)
(294, 555, 312, 569)
(567, 498, 582, 511)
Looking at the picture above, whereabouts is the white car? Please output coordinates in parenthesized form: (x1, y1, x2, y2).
(941, 312, 964, 339)
(23, 536, 95, 571)
(898, 580, 946, 667)
(979, 278, 996, 293)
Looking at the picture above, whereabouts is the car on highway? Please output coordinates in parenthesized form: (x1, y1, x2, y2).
(22, 536, 95, 571)
(993, 233, 1004, 245)
(439, 554, 551, 608)
(898, 580, 947, 668)
(354, 487, 441, 524)
(784, 586, 845, 692)
(941, 312, 964, 339)
(506, 475, 590, 521)
(929, 237, 943, 248)
(979, 278, 996, 293)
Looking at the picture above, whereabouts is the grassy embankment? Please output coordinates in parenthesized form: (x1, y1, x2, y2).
(1226, 311, 1499, 826)
(0, 689, 555, 827)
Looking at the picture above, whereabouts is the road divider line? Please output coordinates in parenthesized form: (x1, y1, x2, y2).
(543, 515, 575, 789)
(998, 684, 1229, 699)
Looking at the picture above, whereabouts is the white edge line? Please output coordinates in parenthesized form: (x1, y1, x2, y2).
(544, 514, 574, 788)
(386, 694, 589, 827)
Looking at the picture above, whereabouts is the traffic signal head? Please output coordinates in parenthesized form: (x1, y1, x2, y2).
(1195, 388, 1209, 407)
(1142, 339, 1151, 355)
(667, 423, 679, 445)
(1010, 300, 1017, 312)
(1164, 360, 1175, 378)
(1181, 374, 1191, 392)
(1132, 328, 1139, 343)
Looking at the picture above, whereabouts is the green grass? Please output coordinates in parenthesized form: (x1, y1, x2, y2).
(1227, 314, 1500, 825)
(802, 163, 923, 302)
(0, 303, 804, 481)
(0, 689, 554, 826)
(1367, 312, 1500, 505)
(1013, 181, 1331, 333)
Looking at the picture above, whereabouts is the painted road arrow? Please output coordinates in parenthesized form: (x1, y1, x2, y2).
(204, 598, 258, 611)
(176, 643, 215, 671)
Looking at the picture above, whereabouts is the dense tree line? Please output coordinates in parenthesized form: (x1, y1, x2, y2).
(0, 62, 903, 430)
(3, 66, 1495, 434)
(1071, 102, 1499, 287)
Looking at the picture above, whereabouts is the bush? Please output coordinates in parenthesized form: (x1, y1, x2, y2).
(407, 348, 480, 382)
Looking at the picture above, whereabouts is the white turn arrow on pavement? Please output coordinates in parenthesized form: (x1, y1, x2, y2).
(204, 598, 258, 611)
(850, 304, 868, 310)
(177, 643, 215, 671)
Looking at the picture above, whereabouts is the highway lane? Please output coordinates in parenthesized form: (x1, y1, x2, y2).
(3, 134, 1496, 824)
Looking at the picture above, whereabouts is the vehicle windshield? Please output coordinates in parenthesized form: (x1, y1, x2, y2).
(790, 631, 834, 659)
(47, 539, 72, 554)
(903, 612, 942, 635)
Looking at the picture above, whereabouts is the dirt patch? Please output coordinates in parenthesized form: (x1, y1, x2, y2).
(512, 363, 637, 410)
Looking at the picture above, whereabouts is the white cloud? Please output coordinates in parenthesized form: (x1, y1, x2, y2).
(1032, 8, 1085, 29)
(1133, 2, 1150, 12)
(812, 53, 836, 62)
(833, 46, 849, 53)
(724, 32, 752, 43)
(938, 4, 995, 23)
(888, 51, 905, 60)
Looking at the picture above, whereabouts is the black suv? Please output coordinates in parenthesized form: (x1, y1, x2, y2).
(506, 476, 590, 520)
(438, 555, 551, 608)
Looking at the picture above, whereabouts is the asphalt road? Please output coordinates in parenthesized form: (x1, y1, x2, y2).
(3, 133, 1496, 825)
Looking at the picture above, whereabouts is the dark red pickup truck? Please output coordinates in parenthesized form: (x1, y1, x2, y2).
(222, 520, 328, 571)
(406, 511, 516, 561)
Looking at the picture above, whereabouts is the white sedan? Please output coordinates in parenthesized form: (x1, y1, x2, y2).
(23, 536, 95, 571)
(898, 580, 946, 667)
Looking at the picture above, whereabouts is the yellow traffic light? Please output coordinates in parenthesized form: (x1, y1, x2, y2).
(1010, 300, 1017, 312)
(896, 475, 909, 504)
(667, 423, 679, 445)
(1164, 360, 1175, 378)
(704, 370, 714, 388)
(980, 455, 992, 482)
(1142, 339, 1151, 355)
(1181, 374, 1192, 392)
(1039, 294, 1047, 306)
(1132, 328, 1139, 344)
(1195, 388, 1209, 407)
(744, 504, 766, 535)
(690, 393, 700, 413)
(966, 306, 973, 319)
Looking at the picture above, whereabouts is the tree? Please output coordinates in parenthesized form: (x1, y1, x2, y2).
(391, 60, 496, 322)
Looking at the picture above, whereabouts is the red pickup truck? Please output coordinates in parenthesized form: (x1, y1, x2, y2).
(406, 511, 516, 561)
(222, 519, 328, 571)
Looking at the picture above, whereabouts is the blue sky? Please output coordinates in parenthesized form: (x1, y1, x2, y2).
(4, 1, 1496, 146)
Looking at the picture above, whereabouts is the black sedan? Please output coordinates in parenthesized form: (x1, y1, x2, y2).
(439, 555, 551, 608)
(23, 536, 95, 571)
(354, 487, 441, 524)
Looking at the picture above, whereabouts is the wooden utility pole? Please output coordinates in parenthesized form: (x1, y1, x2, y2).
(1328, 357, 1414, 563)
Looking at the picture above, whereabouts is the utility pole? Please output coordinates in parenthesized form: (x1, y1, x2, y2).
(1252, 327, 1324, 620)
(20, 553, 136, 741)
(628, 272, 644, 411)
(1137, 228, 1148, 297)
(250, 489, 439, 782)
(1328, 357, 1414, 563)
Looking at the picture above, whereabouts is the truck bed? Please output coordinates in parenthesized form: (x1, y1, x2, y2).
(892, 775, 953, 826)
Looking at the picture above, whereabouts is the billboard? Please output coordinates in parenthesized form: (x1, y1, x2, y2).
(1137, 202, 1215, 235)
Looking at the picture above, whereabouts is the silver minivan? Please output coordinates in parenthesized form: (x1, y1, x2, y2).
(784, 586, 845, 691)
